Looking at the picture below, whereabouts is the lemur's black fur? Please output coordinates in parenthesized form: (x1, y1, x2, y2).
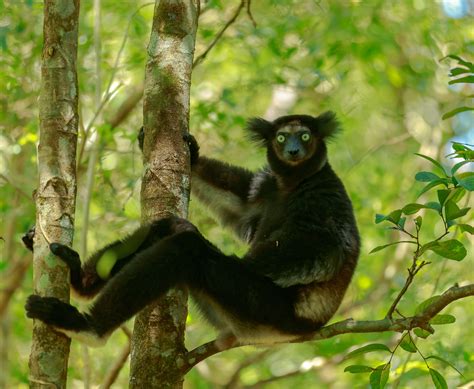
(25, 112, 360, 346)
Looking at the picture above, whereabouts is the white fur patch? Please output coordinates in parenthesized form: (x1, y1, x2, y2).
(294, 284, 341, 323)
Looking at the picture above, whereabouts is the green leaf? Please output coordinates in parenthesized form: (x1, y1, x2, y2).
(344, 343, 391, 360)
(417, 179, 448, 198)
(414, 328, 431, 339)
(344, 365, 374, 374)
(451, 159, 473, 174)
(448, 75, 474, 85)
(442, 107, 474, 120)
(402, 203, 426, 215)
(426, 355, 463, 376)
(424, 239, 467, 261)
(415, 296, 441, 315)
(400, 336, 417, 353)
(444, 200, 470, 221)
(429, 368, 448, 389)
(375, 210, 403, 225)
(444, 55, 474, 70)
(415, 153, 446, 175)
(446, 187, 466, 204)
(458, 224, 474, 235)
(437, 189, 450, 206)
(456, 172, 474, 191)
(414, 216, 423, 229)
(449, 67, 473, 76)
(398, 217, 406, 229)
(415, 171, 440, 182)
(387, 209, 402, 224)
(369, 364, 390, 389)
(425, 202, 441, 212)
(430, 314, 456, 325)
(370, 241, 416, 254)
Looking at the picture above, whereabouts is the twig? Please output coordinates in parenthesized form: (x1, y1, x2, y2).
(0, 174, 33, 202)
(101, 342, 131, 389)
(181, 284, 474, 374)
(193, 0, 255, 69)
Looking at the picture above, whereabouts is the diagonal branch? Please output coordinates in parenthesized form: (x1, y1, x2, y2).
(193, 0, 255, 69)
(181, 284, 474, 374)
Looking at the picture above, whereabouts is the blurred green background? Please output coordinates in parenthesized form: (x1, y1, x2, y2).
(0, 0, 472, 388)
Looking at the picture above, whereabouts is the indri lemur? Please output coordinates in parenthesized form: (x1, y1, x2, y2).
(25, 112, 360, 346)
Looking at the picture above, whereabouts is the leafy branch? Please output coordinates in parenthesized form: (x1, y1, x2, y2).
(181, 283, 474, 375)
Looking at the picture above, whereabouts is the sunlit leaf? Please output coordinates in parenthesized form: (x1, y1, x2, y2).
(344, 344, 391, 360)
(414, 153, 446, 175)
(402, 203, 426, 215)
(400, 336, 417, 353)
(448, 75, 474, 85)
(430, 314, 456, 325)
(370, 241, 416, 254)
(456, 172, 474, 191)
(344, 365, 373, 374)
(444, 200, 470, 221)
(417, 179, 449, 198)
(442, 107, 474, 120)
(451, 159, 473, 174)
(369, 364, 390, 389)
(429, 368, 448, 389)
(423, 239, 466, 261)
(458, 224, 474, 235)
(414, 328, 431, 339)
(415, 171, 440, 182)
(426, 356, 463, 376)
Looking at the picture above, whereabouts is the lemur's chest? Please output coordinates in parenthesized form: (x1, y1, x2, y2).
(247, 196, 287, 244)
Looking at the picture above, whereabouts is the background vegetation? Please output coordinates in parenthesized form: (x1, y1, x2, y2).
(1, 0, 472, 387)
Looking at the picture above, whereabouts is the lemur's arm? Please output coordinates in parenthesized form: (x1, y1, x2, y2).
(184, 134, 256, 232)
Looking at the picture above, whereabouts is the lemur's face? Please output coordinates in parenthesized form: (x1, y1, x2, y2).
(272, 121, 317, 165)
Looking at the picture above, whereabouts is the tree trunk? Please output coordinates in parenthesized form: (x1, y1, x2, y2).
(28, 1, 80, 388)
(129, 1, 199, 388)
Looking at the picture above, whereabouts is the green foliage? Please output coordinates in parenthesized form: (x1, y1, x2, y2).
(2, 1, 473, 388)
(356, 143, 472, 387)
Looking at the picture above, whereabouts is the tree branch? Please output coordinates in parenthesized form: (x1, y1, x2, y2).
(181, 284, 474, 374)
(193, 0, 254, 69)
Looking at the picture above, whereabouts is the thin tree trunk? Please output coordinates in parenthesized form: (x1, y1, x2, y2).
(129, 1, 199, 388)
(28, 1, 80, 388)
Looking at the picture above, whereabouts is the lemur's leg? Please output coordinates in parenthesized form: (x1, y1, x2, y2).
(26, 226, 315, 345)
(50, 216, 194, 298)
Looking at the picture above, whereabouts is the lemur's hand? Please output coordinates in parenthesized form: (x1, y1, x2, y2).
(183, 133, 199, 166)
(138, 126, 145, 152)
(22, 225, 36, 252)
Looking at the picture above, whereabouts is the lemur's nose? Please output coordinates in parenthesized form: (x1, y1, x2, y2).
(288, 149, 299, 156)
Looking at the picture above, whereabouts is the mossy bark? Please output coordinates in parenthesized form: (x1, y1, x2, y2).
(129, 1, 199, 388)
(28, 1, 80, 388)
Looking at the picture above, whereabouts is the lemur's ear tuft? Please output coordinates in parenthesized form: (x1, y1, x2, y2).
(246, 118, 274, 145)
(316, 111, 341, 141)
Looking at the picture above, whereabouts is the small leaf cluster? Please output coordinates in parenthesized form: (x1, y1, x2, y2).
(343, 328, 462, 389)
(372, 144, 473, 262)
(441, 55, 474, 120)
(357, 144, 472, 387)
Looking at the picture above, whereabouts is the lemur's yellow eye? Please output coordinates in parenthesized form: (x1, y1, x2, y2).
(301, 133, 311, 142)
(276, 134, 286, 143)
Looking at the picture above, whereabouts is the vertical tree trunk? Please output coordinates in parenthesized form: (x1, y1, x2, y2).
(129, 1, 199, 388)
(28, 1, 80, 388)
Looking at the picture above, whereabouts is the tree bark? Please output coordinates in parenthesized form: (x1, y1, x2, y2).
(28, 1, 80, 388)
(129, 1, 199, 388)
